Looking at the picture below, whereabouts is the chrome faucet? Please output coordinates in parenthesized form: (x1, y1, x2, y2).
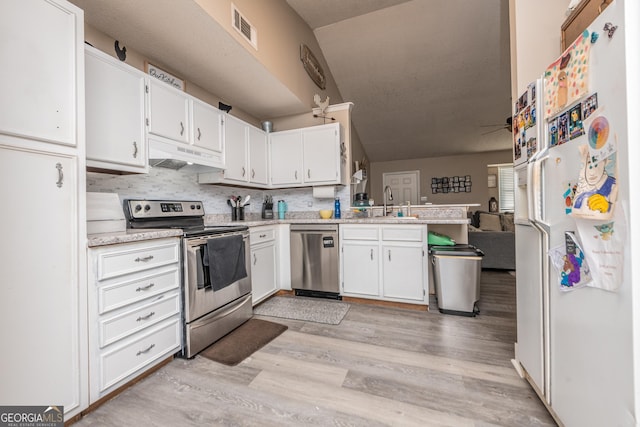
(384, 186, 393, 216)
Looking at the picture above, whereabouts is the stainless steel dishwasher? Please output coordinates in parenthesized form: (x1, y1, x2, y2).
(290, 224, 341, 299)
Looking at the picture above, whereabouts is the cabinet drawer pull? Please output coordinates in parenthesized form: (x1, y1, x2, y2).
(259, 234, 267, 238)
(132, 141, 138, 158)
(197, 127, 201, 140)
(179, 121, 184, 136)
(136, 283, 155, 292)
(136, 343, 155, 356)
(135, 255, 154, 262)
(136, 311, 156, 322)
(55, 163, 64, 188)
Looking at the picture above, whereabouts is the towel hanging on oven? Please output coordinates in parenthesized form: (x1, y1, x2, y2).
(204, 235, 248, 291)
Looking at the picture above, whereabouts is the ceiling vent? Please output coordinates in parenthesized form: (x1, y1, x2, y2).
(232, 4, 257, 50)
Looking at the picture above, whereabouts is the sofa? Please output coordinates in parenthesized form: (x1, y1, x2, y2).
(467, 211, 515, 270)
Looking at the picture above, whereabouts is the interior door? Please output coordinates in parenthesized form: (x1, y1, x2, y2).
(382, 171, 420, 204)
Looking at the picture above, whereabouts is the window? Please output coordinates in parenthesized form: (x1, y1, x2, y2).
(497, 164, 514, 212)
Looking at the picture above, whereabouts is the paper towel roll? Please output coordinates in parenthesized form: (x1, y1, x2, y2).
(312, 186, 336, 199)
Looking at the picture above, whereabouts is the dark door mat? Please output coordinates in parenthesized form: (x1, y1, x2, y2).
(199, 318, 288, 366)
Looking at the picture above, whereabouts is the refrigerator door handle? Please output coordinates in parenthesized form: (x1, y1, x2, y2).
(531, 154, 550, 228)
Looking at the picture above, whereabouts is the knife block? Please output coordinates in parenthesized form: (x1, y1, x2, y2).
(262, 203, 274, 219)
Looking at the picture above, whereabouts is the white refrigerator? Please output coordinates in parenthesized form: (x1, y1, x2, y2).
(515, 1, 638, 425)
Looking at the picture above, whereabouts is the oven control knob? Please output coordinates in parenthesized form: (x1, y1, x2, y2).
(134, 204, 142, 212)
(196, 205, 201, 210)
(144, 205, 151, 212)
(190, 204, 196, 210)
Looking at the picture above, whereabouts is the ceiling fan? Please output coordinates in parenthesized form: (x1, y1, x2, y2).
(480, 116, 512, 135)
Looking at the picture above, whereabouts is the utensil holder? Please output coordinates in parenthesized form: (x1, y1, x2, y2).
(232, 206, 244, 221)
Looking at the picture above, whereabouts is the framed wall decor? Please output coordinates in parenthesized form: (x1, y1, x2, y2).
(145, 62, 185, 91)
(431, 175, 472, 194)
(300, 44, 326, 90)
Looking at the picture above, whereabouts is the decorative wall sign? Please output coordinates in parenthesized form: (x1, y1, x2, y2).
(431, 176, 472, 193)
(145, 62, 185, 91)
(300, 44, 326, 90)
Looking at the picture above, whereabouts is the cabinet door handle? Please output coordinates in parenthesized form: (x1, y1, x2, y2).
(242, 167, 246, 177)
(136, 283, 155, 292)
(132, 141, 138, 158)
(180, 121, 184, 136)
(308, 169, 311, 179)
(136, 311, 155, 322)
(136, 343, 155, 356)
(371, 249, 374, 260)
(55, 163, 64, 188)
(253, 253, 257, 265)
(135, 255, 154, 263)
(388, 250, 391, 262)
(197, 127, 201, 140)
(294, 170, 298, 180)
(252, 169, 255, 179)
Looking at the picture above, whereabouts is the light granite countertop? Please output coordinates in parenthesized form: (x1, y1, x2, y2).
(87, 229, 183, 247)
(87, 206, 470, 247)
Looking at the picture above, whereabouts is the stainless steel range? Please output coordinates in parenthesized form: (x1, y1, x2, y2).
(123, 199, 252, 358)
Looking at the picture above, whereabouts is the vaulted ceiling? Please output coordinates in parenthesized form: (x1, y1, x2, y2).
(286, 0, 513, 161)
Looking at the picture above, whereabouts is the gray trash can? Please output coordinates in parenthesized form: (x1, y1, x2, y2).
(429, 244, 484, 316)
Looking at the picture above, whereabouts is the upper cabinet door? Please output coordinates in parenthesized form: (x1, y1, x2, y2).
(222, 115, 248, 182)
(248, 126, 268, 185)
(303, 124, 340, 184)
(85, 47, 146, 171)
(148, 81, 189, 144)
(0, 0, 80, 146)
(270, 130, 303, 186)
(192, 99, 223, 154)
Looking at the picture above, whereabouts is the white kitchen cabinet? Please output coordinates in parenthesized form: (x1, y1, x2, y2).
(0, 0, 79, 146)
(248, 126, 269, 185)
(340, 224, 428, 305)
(192, 98, 223, 155)
(147, 80, 190, 144)
(250, 226, 278, 304)
(269, 129, 303, 186)
(270, 123, 342, 187)
(342, 242, 380, 297)
(0, 0, 87, 420)
(221, 114, 248, 182)
(198, 116, 268, 187)
(147, 79, 224, 169)
(85, 46, 147, 173)
(87, 238, 182, 402)
(303, 124, 341, 184)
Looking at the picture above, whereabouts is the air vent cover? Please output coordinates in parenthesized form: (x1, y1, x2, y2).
(232, 4, 257, 49)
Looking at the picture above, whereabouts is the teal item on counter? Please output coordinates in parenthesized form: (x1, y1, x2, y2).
(428, 231, 455, 246)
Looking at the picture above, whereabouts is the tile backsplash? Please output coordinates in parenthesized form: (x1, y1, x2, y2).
(87, 167, 350, 215)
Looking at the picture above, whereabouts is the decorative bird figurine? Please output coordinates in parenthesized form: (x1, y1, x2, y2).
(313, 94, 330, 114)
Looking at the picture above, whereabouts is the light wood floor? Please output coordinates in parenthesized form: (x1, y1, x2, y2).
(75, 271, 556, 426)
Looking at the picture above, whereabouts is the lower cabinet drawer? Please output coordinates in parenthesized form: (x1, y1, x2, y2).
(97, 240, 180, 280)
(99, 291, 181, 347)
(341, 226, 379, 240)
(99, 318, 181, 393)
(381, 226, 424, 242)
(98, 267, 179, 315)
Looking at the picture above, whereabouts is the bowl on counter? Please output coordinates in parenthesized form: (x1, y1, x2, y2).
(319, 209, 333, 219)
